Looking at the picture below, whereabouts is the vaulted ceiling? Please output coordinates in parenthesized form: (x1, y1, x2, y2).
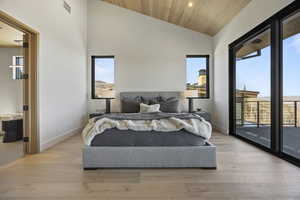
(102, 0, 252, 36)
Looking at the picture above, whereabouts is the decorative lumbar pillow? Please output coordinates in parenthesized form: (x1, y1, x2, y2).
(139, 103, 160, 113)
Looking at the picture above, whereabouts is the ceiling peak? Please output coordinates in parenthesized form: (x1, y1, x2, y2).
(103, 0, 251, 36)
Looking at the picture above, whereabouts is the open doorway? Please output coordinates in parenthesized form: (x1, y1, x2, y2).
(0, 11, 38, 166)
(0, 21, 25, 165)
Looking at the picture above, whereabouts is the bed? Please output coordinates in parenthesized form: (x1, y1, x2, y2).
(82, 92, 216, 169)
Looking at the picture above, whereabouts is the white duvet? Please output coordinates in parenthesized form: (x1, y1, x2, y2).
(82, 117, 212, 146)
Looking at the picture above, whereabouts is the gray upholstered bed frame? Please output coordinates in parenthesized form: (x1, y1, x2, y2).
(83, 92, 217, 169)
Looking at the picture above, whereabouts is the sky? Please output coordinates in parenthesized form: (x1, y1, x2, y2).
(186, 57, 207, 84)
(236, 33, 300, 97)
(95, 58, 114, 83)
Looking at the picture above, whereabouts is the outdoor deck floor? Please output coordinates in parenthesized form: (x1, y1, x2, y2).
(237, 126, 300, 159)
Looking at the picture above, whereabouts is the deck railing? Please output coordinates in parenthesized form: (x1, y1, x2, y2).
(236, 100, 299, 127)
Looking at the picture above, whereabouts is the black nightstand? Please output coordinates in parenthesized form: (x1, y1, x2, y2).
(89, 113, 105, 119)
(192, 111, 211, 123)
(186, 97, 203, 113)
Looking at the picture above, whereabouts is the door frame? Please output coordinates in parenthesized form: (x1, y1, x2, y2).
(229, 1, 300, 167)
(0, 10, 39, 154)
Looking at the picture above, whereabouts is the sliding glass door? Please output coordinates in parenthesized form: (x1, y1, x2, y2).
(282, 11, 300, 160)
(229, 1, 300, 166)
(234, 29, 272, 148)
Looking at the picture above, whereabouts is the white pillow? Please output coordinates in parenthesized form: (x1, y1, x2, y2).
(140, 103, 160, 113)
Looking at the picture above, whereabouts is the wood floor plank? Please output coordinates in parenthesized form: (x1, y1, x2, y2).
(0, 132, 299, 199)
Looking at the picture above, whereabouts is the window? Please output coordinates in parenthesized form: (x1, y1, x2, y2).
(11, 56, 24, 80)
(282, 11, 300, 159)
(91, 56, 115, 99)
(185, 55, 209, 98)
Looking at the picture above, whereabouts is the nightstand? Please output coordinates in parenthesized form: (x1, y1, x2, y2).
(89, 112, 105, 119)
(192, 111, 211, 123)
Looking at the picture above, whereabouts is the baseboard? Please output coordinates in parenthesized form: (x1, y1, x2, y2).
(40, 127, 82, 152)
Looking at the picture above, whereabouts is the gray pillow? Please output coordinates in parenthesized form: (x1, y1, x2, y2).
(121, 96, 143, 113)
(148, 96, 169, 105)
(159, 98, 180, 113)
(149, 96, 179, 113)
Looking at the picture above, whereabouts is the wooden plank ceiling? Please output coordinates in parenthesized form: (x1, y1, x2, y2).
(102, 0, 252, 36)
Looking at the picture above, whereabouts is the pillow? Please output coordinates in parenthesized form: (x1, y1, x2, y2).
(121, 96, 143, 113)
(140, 103, 160, 113)
(148, 96, 162, 105)
(159, 97, 180, 113)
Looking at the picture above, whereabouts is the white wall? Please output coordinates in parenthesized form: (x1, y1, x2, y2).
(0, 0, 87, 151)
(87, 0, 213, 114)
(0, 47, 23, 114)
(213, 0, 294, 133)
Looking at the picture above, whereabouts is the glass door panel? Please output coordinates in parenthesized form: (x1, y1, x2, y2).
(235, 29, 272, 148)
(282, 11, 300, 159)
(230, 1, 300, 166)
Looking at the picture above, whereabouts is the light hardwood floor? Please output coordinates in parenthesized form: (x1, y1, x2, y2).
(0, 132, 300, 200)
